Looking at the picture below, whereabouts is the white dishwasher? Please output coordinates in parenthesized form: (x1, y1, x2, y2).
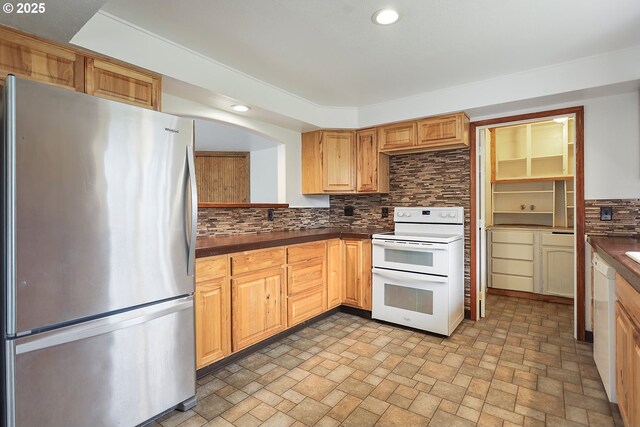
(592, 252, 617, 403)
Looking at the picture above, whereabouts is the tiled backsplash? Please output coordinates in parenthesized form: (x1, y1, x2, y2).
(197, 148, 472, 308)
(198, 207, 330, 237)
(585, 199, 640, 236)
(332, 149, 472, 309)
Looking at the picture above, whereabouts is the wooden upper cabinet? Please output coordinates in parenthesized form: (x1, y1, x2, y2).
(322, 131, 355, 192)
(85, 57, 161, 110)
(356, 129, 389, 193)
(417, 113, 469, 150)
(378, 121, 417, 152)
(0, 26, 84, 91)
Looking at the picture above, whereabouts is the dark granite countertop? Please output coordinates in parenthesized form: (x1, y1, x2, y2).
(196, 227, 391, 258)
(588, 235, 640, 294)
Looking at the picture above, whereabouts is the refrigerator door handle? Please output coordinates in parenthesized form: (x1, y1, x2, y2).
(186, 144, 197, 277)
(16, 296, 193, 355)
(4, 75, 17, 337)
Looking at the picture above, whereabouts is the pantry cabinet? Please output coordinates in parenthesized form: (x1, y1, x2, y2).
(615, 273, 640, 427)
(488, 228, 574, 297)
(195, 256, 231, 368)
(0, 25, 162, 110)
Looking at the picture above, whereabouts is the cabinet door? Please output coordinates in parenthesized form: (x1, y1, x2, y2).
(343, 240, 361, 307)
(287, 259, 325, 296)
(616, 303, 634, 425)
(356, 129, 389, 193)
(327, 239, 343, 308)
(322, 131, 355, 192)
(633, 329, 640, 427)
(195, 278, 230, 368)
(343, 239, 372, 309)
(541, 246, 574, 297)
(85, 57, 160, 110)
(417, 113, 468, 149)
(378, 122, 417, 152)
(232, 267, 285, 351)
(0, 27, 84, 91)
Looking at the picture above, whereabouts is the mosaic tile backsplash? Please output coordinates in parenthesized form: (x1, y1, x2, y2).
(585, 199, 640, 236)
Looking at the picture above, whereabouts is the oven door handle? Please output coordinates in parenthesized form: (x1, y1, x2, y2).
(372, 267, 448, 283)
(372, 241, 448, 251)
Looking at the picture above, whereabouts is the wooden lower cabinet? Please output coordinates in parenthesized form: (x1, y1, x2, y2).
(195, 256, 230, 369)
(342, 239, 372, 310)
(615, 273, 640, 427)
(232, 267, 286, 351)
(195, 237, 374, 369)
(288, 287, 325, 327)
(327, 239, 343, 308)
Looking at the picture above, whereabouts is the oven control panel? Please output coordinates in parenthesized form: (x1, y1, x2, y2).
(394, 207, 463, 224)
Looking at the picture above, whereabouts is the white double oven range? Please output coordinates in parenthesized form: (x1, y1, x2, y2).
(372, 207, 465, 336)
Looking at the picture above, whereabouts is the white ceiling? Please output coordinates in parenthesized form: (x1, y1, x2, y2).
(195, 119, 278, 152)
(100, 0, 640, 107)
(0, 0, 106, 42)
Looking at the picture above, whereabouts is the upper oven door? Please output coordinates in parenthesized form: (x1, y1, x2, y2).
(372, 239, 449, 276)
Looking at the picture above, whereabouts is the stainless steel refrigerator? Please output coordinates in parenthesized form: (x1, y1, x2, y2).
(2, 76, 197, 427)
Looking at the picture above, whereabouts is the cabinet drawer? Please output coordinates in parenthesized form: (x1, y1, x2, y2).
(196, 255, 227, 282)
(287, 241, 326, 264)
(287, 287, 325, 327)
(230, 247, 285, 276)
(491, 273, 534, 292)
(492, 259, 534, 277)
(541, 233, 574, 247)
(491, 243, 534, 261)
(491, 230, 534, 244)
(287, 259, 325, 296)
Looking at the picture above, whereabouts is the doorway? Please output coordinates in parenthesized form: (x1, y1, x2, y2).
(469, 107, 586, 340)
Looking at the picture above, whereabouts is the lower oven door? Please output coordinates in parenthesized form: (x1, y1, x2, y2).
(372, 267, 450, 335)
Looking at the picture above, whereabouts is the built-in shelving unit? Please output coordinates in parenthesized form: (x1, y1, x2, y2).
(489, 117, 575, 228)
(492, 118, 575, 182)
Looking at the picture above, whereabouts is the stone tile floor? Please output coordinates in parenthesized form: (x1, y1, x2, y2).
(150, 295, 623, 426)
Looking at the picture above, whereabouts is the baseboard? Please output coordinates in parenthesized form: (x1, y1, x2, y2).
(487, 287, 574, 305)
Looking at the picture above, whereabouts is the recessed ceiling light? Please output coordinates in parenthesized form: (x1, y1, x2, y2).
(553, 117, 568, 123)
(372, 9, 400, 25)
(231, 104, 250, 112)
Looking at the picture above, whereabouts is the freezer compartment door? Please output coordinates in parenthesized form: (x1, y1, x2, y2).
(13, 297, 195, 427)
(10, 77, 196, 334)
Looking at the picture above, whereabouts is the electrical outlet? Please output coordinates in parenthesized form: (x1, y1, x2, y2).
(344, 206, 354, 216)
(381, 207, 389, 218)
(267, 209, 275, 221)
(600, 206, 613, 221)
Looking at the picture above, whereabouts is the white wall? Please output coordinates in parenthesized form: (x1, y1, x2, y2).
(250, 147, 279, 203)
(472, 90, 640, 200)
(163, 93, 330, 208)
